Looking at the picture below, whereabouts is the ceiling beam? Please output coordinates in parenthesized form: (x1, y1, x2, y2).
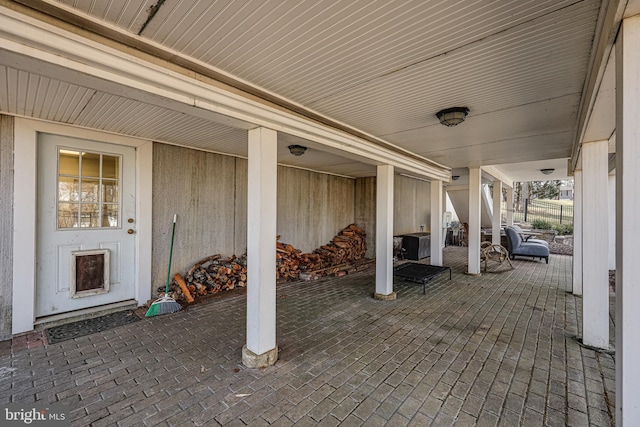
(571, 0, 626, 172)
(480, 166, 514, 189)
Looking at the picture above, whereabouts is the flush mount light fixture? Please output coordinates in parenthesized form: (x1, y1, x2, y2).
(288, 145, 307, 156)
(451, 175, 460, 181)
(435, 107, 470, 127)
(540, 168, 555, 175)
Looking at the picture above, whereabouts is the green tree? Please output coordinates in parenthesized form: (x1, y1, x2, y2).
(529, 180, 561, 200)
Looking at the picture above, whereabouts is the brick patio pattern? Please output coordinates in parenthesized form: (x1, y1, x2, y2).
(0, 247, 615, 426)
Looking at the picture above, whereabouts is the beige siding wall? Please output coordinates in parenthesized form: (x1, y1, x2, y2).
(277, 167, 354, 253)
(234, 158, 248, 255)
(153, 144, 239, 289)
(0, 115, 14, 340)
(152, 143, 358, 287)
(355, 177, 376, 258)
(394, 175, 431, 235)
(355, 175, 432, 258)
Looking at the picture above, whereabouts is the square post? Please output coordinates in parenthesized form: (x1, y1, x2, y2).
(244, 127, 278, 367)
(616, 14, 640, 425)
(505, 185, 514, 227)
(581, 140, 609, 349)
(492, 180, 503, 245)
(467, 167, 482, 275)
(573, 169, 583, 296)
(375, 165, 396, 300)
(430, 179, 443, 266)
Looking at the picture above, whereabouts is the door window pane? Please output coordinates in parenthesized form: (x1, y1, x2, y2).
(58, 203, 78, 228)
(102, 180, 118, 203)
(81, 179, 100, 203)
(81, 152, 100, 178)
(102, 156, 119, 179)
(102, 204, 118, 227)
(80, 203, 100, 227)
(58, 177, 79, 202)
(59, 150, 80, 175)
(58, 148, 122, 229)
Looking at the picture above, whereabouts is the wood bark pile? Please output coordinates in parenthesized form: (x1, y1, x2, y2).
(159, 224, 367, 303)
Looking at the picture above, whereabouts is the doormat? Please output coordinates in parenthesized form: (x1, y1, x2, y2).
(45, 310, 141, 344)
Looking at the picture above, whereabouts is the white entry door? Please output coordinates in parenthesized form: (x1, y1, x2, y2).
(36, 133, 137, 318)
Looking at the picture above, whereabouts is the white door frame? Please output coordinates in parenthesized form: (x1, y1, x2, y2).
(12, 117, 153, 334)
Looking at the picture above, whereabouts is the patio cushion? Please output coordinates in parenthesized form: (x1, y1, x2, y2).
(511, 224, 549, 247)
(504, 226, 549, 264)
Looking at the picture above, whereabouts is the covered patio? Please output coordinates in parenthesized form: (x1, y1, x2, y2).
(1, 0, 638, 425)
(0, 248, 615, 426)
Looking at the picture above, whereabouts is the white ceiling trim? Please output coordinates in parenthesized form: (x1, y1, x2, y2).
(480, 166, 514, 189)
(0, 5, 450, 182)
(571, 0, 625, 172)
(443, 185, 470, 191)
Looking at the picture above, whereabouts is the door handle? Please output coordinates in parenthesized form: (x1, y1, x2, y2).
(127, 229, 135, 234)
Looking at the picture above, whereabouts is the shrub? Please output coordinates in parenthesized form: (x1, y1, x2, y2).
(553, 223, 573, 235)
(531, 219, 553, 230)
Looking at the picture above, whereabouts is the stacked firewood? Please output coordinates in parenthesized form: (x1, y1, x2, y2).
(160, 254, 248, 302)
(311, 224, 367, 268)
(188, 254, 247, 293)
(276, 240, 303, 281)
(161, 224, 367, 302)
(275, 224, 367, 280)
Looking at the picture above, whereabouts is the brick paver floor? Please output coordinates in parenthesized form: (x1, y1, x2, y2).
(0, 247, 615, 426)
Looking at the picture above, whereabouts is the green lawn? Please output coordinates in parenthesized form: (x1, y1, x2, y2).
(536, 199, 574, 206)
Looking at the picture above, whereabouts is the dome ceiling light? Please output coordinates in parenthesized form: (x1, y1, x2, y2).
(288, 145, 307, 156)
(435, 107, 470, 127)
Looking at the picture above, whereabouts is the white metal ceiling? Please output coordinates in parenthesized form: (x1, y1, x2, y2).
(3, 0, 606, 179)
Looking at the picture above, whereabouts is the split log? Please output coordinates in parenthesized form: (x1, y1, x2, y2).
(174, 273, 194, 303)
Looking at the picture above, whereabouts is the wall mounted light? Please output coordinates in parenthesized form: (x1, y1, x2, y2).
(451, 175, 460, 181)
(435, 107, 470, 127)
(288, 145, 307, 156)
(540, 168, 555, 175)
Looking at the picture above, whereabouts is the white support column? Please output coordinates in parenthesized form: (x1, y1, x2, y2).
(573, 169, 583, 296)
(608, 173, 616, 271)
(375, 165, 396, 300)
(430, 179, 443, 266)
(468, 167, 482, 275)
(243, 127, 278, 368)
(505, 186, 514, 227)
(375, 165, 395, 300)
(582, 139, 609, 349)
(443, 189, 449, 247)
(492, 181, 503, 245)
(616, 15, 640, 426)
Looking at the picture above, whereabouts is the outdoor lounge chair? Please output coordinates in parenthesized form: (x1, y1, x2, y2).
(510, 224, 549, 247)
(504, 226, 550, 264)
